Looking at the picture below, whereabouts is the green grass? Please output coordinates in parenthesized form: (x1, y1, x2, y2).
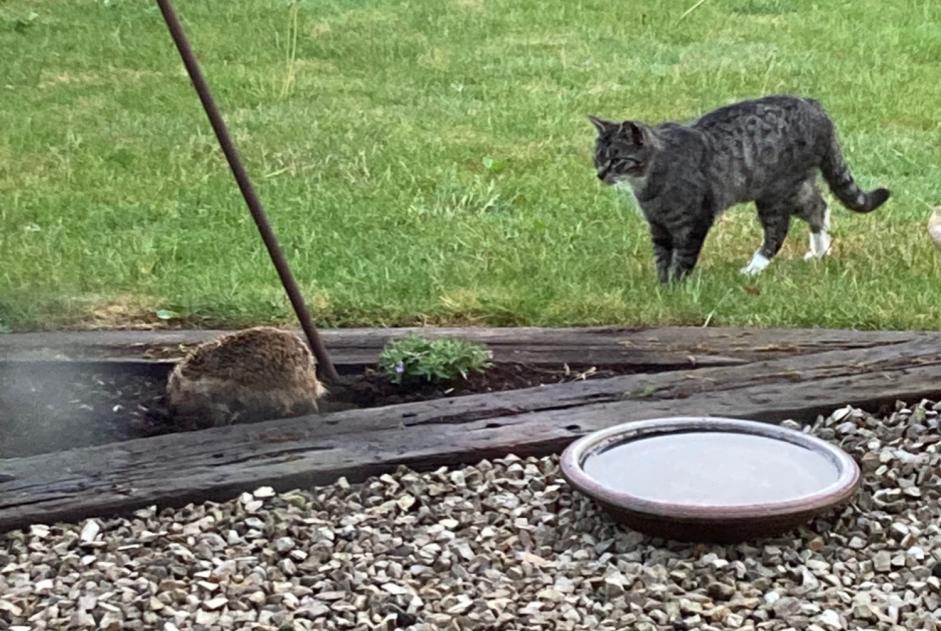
(1, 0, 940, 332)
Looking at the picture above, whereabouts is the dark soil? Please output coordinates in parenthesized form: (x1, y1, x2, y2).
(0, 362, 633, 459)
(0, 364, 171, 459)
(330, 364, 632, 407)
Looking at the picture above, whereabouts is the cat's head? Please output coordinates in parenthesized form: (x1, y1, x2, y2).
(588, 116, 655, 185)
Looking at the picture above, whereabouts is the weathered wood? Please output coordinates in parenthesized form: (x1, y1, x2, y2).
(0, 326, 930, 369)
(1, 337, 939, 531)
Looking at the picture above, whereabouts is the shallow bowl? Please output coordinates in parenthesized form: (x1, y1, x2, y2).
(559, 416, 861, 543)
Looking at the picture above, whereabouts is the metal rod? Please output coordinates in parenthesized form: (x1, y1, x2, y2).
(154, 0, 339, 383)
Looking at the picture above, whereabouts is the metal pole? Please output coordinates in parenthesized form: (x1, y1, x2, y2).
(154, 0, 339, 383)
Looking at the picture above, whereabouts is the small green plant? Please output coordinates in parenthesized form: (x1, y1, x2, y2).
(154, 308, 180, 321)
(481, 156, 508, 174)
(379, 335, 492, 384)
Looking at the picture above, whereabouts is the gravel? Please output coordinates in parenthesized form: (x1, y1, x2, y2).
(3, 400, 941, 630)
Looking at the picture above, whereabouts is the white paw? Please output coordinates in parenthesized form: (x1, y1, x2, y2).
(804, 231, 832, 261)
(740, 251, 771, 276)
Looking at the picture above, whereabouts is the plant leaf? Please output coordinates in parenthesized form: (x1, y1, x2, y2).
(482, 156, 507, 174)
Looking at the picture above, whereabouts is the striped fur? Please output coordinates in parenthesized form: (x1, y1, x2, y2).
(590, 95, 890, 282)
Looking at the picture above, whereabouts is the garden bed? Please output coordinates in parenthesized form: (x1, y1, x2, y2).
(1, 326, 939, 532)
(2, 324, 932, 459)
(0, 359, 634, 459)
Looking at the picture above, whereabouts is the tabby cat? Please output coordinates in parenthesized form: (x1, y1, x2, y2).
(589, 95, 890, 282)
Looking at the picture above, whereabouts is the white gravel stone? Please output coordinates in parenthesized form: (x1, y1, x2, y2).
(79, 519, 101, 544)
(252, 486, 276, 499)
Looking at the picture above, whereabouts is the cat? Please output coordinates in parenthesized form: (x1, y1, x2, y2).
(167, 326, 326, 428)
(589, 95, 890, 282)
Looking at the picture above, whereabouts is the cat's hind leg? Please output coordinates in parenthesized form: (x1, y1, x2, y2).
(741, 197, 791, 276)
(795, 180, 832, 260)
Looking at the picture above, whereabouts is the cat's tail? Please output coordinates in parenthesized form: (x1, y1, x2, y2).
(819, 127, 890, 214)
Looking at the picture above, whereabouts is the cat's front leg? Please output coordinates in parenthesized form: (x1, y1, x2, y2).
(670, 222, 711, 281)
(648, 221, 674, 283)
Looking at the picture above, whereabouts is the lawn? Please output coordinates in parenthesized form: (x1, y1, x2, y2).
(1, 0, 939, 332)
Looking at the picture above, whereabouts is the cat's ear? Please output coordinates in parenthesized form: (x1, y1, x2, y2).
(588, 115, 615, 135)
(623, 121, 650, 146)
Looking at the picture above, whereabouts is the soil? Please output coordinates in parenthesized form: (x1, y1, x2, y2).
(0, 364, 171, 460)
(0, 362, 633, 459)
(330, 364, 629, 407)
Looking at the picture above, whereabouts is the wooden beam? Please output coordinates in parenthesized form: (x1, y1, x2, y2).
(0, 326, 930, 369)
(1, 337, 939, 531)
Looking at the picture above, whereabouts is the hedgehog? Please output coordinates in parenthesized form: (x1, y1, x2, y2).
(167, 326, 326, 428)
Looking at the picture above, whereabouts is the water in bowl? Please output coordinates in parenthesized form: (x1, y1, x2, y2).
(582, 431, 839, 506)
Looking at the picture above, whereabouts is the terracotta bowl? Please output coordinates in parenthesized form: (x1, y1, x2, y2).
(560, 416, 861, 543)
